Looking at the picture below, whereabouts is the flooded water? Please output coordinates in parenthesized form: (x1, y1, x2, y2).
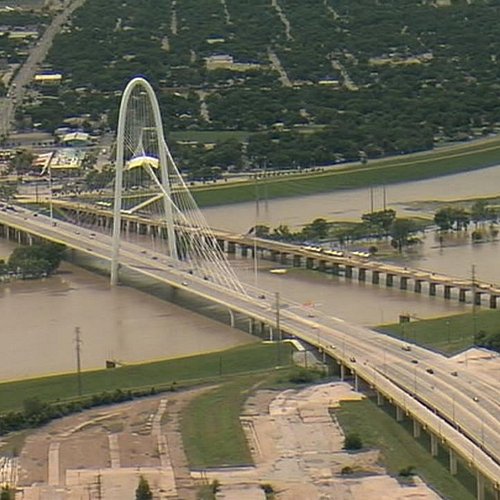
(0, 240, 253, 381)
(203, 164, 500, 232)
(3, 165, 500, 380)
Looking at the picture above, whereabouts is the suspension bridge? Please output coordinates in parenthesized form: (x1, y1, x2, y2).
(0, 77, 499, 498)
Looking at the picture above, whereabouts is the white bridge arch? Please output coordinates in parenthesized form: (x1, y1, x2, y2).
(110, 76, 245, 295)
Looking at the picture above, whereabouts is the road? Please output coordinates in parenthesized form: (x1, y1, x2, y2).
(0, 0, 87, 138)
(1, 206, 499, 489)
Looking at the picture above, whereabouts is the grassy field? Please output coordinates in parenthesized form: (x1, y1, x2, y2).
(181, 374, 261, 468)
(379, 309, 500, 354)
(0, 342, 290, 413)
(336, 398, 476, 500)
(191, 137, 500, 207)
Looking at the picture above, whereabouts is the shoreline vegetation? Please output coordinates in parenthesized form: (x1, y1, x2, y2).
(190, 136, 500, 207)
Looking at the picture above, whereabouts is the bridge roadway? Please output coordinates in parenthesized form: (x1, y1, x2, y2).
(23, 198, 500, 306)
(1, 207, 500, 493)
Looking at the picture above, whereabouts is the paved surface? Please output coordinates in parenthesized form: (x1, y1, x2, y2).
(201, 383, 441, 500)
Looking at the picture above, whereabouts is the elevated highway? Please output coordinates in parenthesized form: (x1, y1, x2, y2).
(1, 206, 499, 497)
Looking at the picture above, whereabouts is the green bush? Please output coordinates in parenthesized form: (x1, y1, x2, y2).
(343, 432, 363, 450)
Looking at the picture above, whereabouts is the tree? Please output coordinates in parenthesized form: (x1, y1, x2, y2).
(361, 209, 396, 236)
(303, 218, 329, 240)
(390, 218, 416, 252)
(135, 476, 153, 500)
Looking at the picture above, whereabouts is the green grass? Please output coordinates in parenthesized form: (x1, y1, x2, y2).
(336, 398, 475, 500)
(191, 138, 500, 207)
(0, 342, 291, 413)
(379, 309, 500, 354)
(182, 374, 259, 468)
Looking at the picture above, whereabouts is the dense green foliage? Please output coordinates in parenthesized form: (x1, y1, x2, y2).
(20, 0, 500, 173)
(135, 476, 153, 500)
(6, 242, 65, 278)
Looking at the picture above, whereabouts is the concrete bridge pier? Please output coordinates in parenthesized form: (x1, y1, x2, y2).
(477, 471, 485, 500)
(459, 288, 468, 302)
(396, 405, 404, 422)
(474, 292, 482, 306)
(444, 285, 452, 299)
(429, 282, 437, 296)
(414, 279, 422, 293)
(376, 391, 383, 406)
(358, 268, 366, 282)
(354, 372, 359, 391)
(413, 420, 421, 438)
(386, 273, 394, 287)
(490, 295, 498, 309)
(400, 276, 408, 290)
(449, 449, 457, 475)
(340, 363, 346, 381)
(372, 270, 380, 285)
(345, 265, 353, 279)
(430, 433, 439, 457)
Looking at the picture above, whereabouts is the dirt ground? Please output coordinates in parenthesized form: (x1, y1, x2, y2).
(15, 388, 210, 500)
(202, 382, 442, 500)
(4, 381, 444, 499)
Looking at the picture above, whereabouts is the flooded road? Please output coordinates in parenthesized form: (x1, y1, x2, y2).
(203, 164, 500, 232)
(0, 240, 253, 381)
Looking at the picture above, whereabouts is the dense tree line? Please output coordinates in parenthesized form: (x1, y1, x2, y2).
(19, 0, 500, 172)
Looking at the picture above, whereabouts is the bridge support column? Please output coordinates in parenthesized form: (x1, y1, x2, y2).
(490, 295, 498, 309)
(376, 391, 383, 406)
(444, 285, 452, 299)
(413, 420, 421, 438)
(248, 318, 254, 334)
(474, 292, 482, 306)
(372, 270, 380, 285)
(358, 268, 366, 282)
(386, 274, 394, 287)
(414, 279, 422, 293)
(449, 449, 457, 475)
(430, 434, 438, 457)
(318, 260, 326, 272)
(400, 276, 408, 290)
(306, 257, 314, 269)
(293, 255, 301, 267)
(268, 326, 273, 342)
(345, 265, 353, 279)
(228, 309, 235, 328)
(396, 406, 404, 422)
(354, 372, 359, 391)
(340, 363, 346, 382)
(459, 288, 467, 302)
(476, 471, 485, 500)
(332, 263, 340, 275)
(429, 282, 437, 296)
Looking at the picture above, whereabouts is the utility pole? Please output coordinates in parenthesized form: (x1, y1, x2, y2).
(275, 291, 281, 365)
(472, 264, 477, 341)
(75, 326, 82, 396)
